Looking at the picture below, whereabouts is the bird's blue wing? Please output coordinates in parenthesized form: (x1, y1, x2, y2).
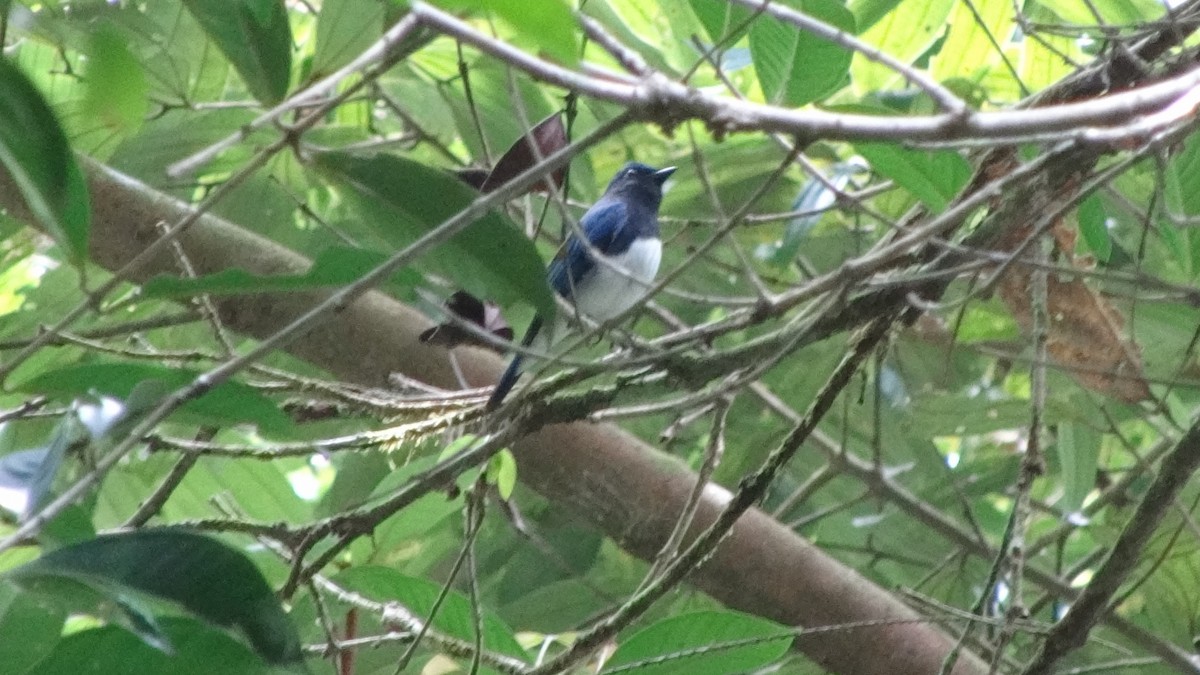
(548, 200, 629, 298)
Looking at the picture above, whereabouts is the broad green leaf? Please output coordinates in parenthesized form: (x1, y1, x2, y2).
(432, 0, 579, 66)
(0, 58, 90, 263)
(749, 0, 855, 106)
(0, 580, 65, 672)
(6, 530, 301, 664)
(603, 610, 793, 675)
(1056, 423, 1100, 516)
(83, 26, 150, 134)
(1076, 195, 1111, 262)
(316, 151, 554, 318)
(15, 363, 290, 433)
(181, 0, 292, 104)
(855, 142, 971, 211)
(334, 565, 530, 661)
(27, 617, 270, 675)
(313, 0, 386, 76)
(852, 0, 953, 91)
(931, 0, 1014, 82)
(141, 246, 420, 299)
(689, 0, 753, 43)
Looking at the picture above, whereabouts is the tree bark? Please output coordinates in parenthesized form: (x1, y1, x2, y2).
(0, 157, 987, 675)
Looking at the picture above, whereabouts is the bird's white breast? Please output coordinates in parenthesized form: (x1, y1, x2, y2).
(572, 237, 662, 322)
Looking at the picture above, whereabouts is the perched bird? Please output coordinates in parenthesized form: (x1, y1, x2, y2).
(486, 162, 675, 410)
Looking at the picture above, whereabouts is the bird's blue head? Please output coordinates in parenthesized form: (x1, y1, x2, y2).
(603, 162, 676, 210)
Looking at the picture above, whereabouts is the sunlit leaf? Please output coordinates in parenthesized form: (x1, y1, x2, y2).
(749, 0, 855, 106)
(432, 0, 579, 65)
(83, 26, 150, 134)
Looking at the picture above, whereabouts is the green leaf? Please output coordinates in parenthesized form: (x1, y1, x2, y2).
(486, 449, 517, 500)
(15, 363, 291, 434)
(83, 25, 150, 134)
(432, 0, 579, 66)
(767, 159, 863, 266)
(1056, 423, 1099, 516)
(855, 142, 971, 211)
(1076, 195, 1111, 262)
(853, 0, 953, 92)
(847, 0, 904, 32)
(689, 0, 753, 43)
(6, 530, 302, 664)
(749, 0, 855, 106)
(313, 0, 386, 76)
(603, 610, 793, 675)
(316, 151, 554, 318)
(27, 617, 271, 675)
(0, 58, 90, 262)
(181, 0, 292, 104)
(334, 565, 530, 661)
(141, 246, 419, 299)
(0, 580, 65, 672)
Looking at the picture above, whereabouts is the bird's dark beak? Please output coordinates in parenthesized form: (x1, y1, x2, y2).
(653, 166, 676, 186)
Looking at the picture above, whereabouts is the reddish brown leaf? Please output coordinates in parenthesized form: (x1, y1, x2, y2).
(479, 112, 567, 194)
(994, 218, 1151, 403)
(419, 291, 514, 351)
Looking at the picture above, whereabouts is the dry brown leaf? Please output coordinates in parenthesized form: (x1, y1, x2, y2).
(994, 219, 1151, 403)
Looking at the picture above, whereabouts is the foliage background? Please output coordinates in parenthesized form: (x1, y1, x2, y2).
(0, 0, 1199, 674)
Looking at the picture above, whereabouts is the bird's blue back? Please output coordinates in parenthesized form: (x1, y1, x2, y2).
(486, 162, 672, 410)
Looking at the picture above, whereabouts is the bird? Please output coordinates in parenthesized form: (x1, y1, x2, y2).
(486, 162, 675, 410)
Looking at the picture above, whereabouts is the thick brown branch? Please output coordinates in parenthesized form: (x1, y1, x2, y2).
(0, 158, 987, 675)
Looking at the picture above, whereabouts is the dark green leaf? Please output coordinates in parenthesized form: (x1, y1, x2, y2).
(749, 0, 855, 106)
(141, 246, 419, 299)
(316, 151, 554, 318)
(15, 363, 290, 433)
(181, 0, 292, 104)
(1076, 195, 1111, 262)
(855, 142, 971, 211)
(6, 530, 302, 664)
(689, 0, 753, 43)
(335, 566, 530, 661)
(27, 617, 271, 675)
(0, 58, 90, 262)
(603, 610, 793, 675)
(0, 580, 65, 672)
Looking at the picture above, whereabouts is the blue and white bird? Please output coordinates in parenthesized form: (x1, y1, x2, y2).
(486, 162, 675, 410)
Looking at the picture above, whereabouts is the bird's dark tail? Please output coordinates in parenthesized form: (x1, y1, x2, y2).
(486, 315, 544, 410)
